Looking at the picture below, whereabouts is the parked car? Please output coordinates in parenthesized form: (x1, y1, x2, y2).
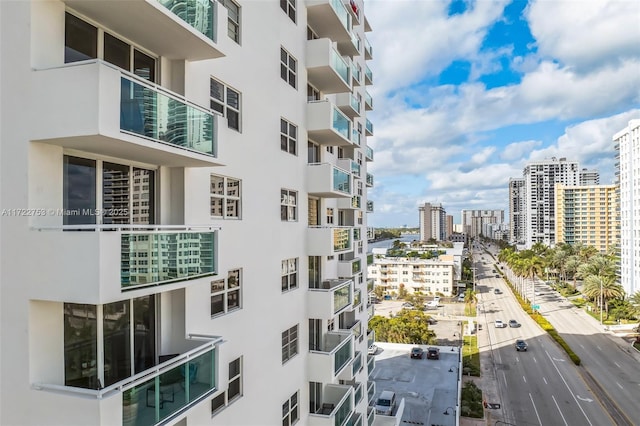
(427, 317, 438, 325)
(495, 319, 507, 328)
(401, 302, 414, 309)
(515, 340, 528, 351)
(508, 320, 521, 328)
(410, 347, 424, 359)
(494, 288, 502, 294)
(368, 344, 378, 355)
(457, 293, 466, 302)
(426, 347, 440, 360)
(495, 275, 500, 278)
(375, 391, 396, 415)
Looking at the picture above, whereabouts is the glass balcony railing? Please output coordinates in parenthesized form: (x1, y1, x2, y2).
(365, 64, 373, 83)
(367, 304, 374, 319)
(351, 128, 361, 146)
(333, 107, 352, 140)
(123, 346, 216, 425)
(354, 289, 362, 307)
(334, 228, 352, 252)
(330, 0, 352, 32)
(334, 393, 353, 426)
(365, 119, 373, 135)
(367, 329, 375, 349)
(365, 91, 373, 109)
(367, 382, 375, 401)
(157, 0, 216, 42)
(367, 355, 375, 376)
(351, 62, 361, 83)
(349, 196, 361, 209)
(367, 406, 375, 426)
(345, 411, 362, 426)
(366, 173, 373, 187)
(354, 380, 363, 405)
(334, 284, 352, 314)
(350, 95, 361, 113)
(121, 77, 216, 156)
(352, 259, 362, 275)
(366, 200, 374, 212)
(334, 337, 353, 374)
(351, 161, 361, 177)
(331, 48, 351, 86)
(121, 231, 216, 289)
(365, 145, 373, 161)
(333, 167, 352, 194)
(353, 228, 361, 241)
(367, 278, 374, 293)
(364, 37, 373, 59)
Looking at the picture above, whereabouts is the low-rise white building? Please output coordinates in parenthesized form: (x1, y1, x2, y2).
(368, 257, 456, 296)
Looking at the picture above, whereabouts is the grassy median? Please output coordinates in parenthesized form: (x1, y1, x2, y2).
(462, 335, 480, 376)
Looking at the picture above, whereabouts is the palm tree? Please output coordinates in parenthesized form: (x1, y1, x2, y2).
(564, 255, 582, 289)
(583, 275, 624, 320)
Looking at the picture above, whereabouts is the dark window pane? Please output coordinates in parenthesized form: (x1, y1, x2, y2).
(227, 109, 239, 131)
(64, 304, 98, 388)
(102, 162, 130, 225)
(227, 290, 240, 310)
(104, 33, 130, 71)
(63, 156, 97, 225)
(226, 88, 239, 109)
(229, 358, 240, 377)
(65, 13, 97, 63)
(103, 301, 131, 386)
(229, 377, 240, 399)
(133, 50, 156, 82)
(211, 392, 226, 412)
(133, 295, 155, 374)
(210, 80, 224, 101)
(211, 294, 224, 315)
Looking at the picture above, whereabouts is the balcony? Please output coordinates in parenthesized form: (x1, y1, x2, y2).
(364, 90, 373, 110)
(31, 61, 220, 167)
(308, 384, 354, 426)
(307, 100, 353, 146)
(307, 163, 352, 198)
(367, 278, 374, 293)
(366, 329, 375, 349)
(351, 61, 361, 86)
(367, 303, 374, 319)
(33, 337, 220, 426)
(338, 257, 362, 277)
(353, 289, 362, 308)
(365, 145, 373, 161)
(364, 64, 373, 85)
(364, 14, 372, 32)
(353, 228, 361, 241)
(366, 200, 374, 213)
(27, 225, 217, 303)
(364, 37, 373, 60)
(366, 173, 373, 187)
(367, 406, 375, 426)
(337, 159, 361, 178)
(351, 128, 361, 146)
(308, 279, 353, 318)
(367, 355, 375, 376)
(338, 31, 361, 57)
(308, 226, 352, 256)
(62, 0, 225, 60)
(308, 332, 354, 382)
(337, 195, 362, 210)
(307, 38, 352, 94)
(306, 0, 353, 43)
(365, 119, 374, 136)
(336, 93, 361, 118)
(345, 0, 360, 23)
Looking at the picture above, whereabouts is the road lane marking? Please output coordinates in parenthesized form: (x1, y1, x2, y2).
(616, 382, 623, 390)
(545, 350, 593, 426)
(577, 395, 593, 402)
(614, 361, 621, 368)
(543, 377, 548, 385)
(502, 371, 507, 388)
(529, 393, 543, 426)
(597, 345, 602, 351)
(552, 394, 569, 426)
(533, 356, 537, 364)
(523, 375, 527, 383)
(579, 344, 585, 349)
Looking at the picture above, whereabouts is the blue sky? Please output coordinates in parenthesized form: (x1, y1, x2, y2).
(365, 0, 640, 227)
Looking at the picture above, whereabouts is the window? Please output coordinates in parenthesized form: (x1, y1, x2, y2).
(280, 48, 297, 88)
(65, 13, 156, 82)
(282, 391, 299, 426)
(211, 392, 227, 413)
(211, 79, 241, 131)
(282, 258, 298, 292)
(211, 269, 242, 317)
(307, 85, 320, 102)
(281, 189, 298, 221)
(220, 0, 240, 43)
(280, 0, 296, 22)
(210, 174, 242, 218)
(282, 324, 299, 364)
(281, 119, 297, 155)
(326, 208, 334, 225)
(228, 357, 242, 401)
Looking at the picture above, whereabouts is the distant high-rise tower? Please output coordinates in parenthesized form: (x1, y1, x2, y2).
(419, 203, 446, 241)
(461, 210, 504, 239)
(615, 119, 640, 296)
(523, 157, 580, 248)
(579, 168, 600, 185)
(509, 178, 526, 244)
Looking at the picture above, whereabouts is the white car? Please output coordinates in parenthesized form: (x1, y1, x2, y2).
(495, 319, 507, 328)
(368, 344, 378, 355)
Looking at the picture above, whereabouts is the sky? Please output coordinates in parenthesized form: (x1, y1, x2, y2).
(364, 0, 640, 227)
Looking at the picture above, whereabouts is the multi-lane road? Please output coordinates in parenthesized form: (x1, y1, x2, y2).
(471, 244, 638, 426)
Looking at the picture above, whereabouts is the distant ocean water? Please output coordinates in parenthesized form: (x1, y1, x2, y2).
(367, 234, 420, 251)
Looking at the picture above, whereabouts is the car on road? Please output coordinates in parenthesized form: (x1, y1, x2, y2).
(375, 391, 396, 416)
(368, 344, 378, 355)
(534, 291, 542, 296)
(495, 319, 507, 328)
(427, 317, 437, 325)
(508, 320, 521, 328)
(515, 339, 528, 351)
(426, 347, 440, 360)
(410, 347, 424, 359)
(457, 293, 466, 302)
(495, 275, 500, 278)
(401, 302, 414, 309)
(494, 288, 502, 294)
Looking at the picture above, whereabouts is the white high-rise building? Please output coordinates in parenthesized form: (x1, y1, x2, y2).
(614, 119, 640, 297)
(523, 157, 580, 248)
(460, 209, 504, 239)
(0, 1, 376, 425)
(508, 177, 526, 244)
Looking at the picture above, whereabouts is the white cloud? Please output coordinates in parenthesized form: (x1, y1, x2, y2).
(500, 140, 542, 161)
(526, 0, 640, 71)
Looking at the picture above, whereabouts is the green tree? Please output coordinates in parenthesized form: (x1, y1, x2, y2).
(398, 283, 408, 299)
(369, 310, 437, 344)
(583, 274, 623, 319)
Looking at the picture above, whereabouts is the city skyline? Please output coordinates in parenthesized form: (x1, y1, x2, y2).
(365, 0, 640, 227)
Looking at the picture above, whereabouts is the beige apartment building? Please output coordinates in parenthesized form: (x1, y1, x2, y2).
(368, 257, 456, 296)
(554, 184, 619, 253)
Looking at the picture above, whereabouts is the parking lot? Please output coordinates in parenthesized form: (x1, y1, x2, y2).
(370, 342, 460, 426)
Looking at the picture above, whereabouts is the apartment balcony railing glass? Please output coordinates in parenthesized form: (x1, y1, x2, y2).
(350, 161, 361, 177)
(350, 94, 361, 114)
(332, 107, 352, 141)
(366, 200, 374, 212)
(334, 228, 352, 252)
(351, 62, 361, 84)
(365, 64, 373, 85)
(334, 284, 352, 314)
(330, 0, 352, 32)
(353, 380, 363, 405)
(367, 382, 375, 402)
(367, 278, 374, 293)
(366, 173, 373, 187)
(364, 36, 373, 59)
(353, 228, 361, 241)
(367, 406, 375, 426)
(367, 329, 375, 349)
(365, 90, 373, 110)
(351, 128, 361, 146)
(365, 145, 374, 161)
(157, 0, 215, 41)
(121, 230, 216, 289)
(365, 118, 373, 136)
(121, 76, 215, 156)
(331, 48, 352, 88)
(367, 355, 375, 375)
(353, 289, 362, 307)
(334, 337, 353, 374)
(333, 167, 352, 194)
